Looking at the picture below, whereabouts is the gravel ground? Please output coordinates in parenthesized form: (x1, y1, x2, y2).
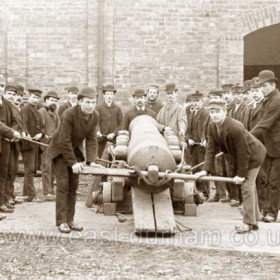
(0, 234, 280, 280)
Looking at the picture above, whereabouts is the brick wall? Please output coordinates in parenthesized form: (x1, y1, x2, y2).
(0, 0, 279, 104)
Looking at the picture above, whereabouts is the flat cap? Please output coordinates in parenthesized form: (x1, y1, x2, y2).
(4, 84, 18, 93)
(190, 91, 204, 100)
(77, 87, 96, 100)
(208, 90, 223, 97)
(221, 84, 233, 91)
(208, 99, 227, 110)
(28, 89, 42, 97)
(132, 89, 146, 97)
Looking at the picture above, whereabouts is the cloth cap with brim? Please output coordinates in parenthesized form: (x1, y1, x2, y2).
(231, 85, 243, 94)
(250, 77, 262, 89)
(221, 83, 233, 91)
(258, 70, 279, 84)
(165, 83, 177, 94)
(240, 80, 252, 93)
(28, 89, 42, 97)
(77, 87, 96, 100)
(132, 89, 146, 97)
(44, 91, 60, 101)
(68, 86, 79, 94)
(208, 90, 223, 97)
(102, 84, 116, 94)
(190, 91, 204, 101)
(4, 85, 18, 93)
(208, 100, 227, 110)
(148, 85, 159, 91)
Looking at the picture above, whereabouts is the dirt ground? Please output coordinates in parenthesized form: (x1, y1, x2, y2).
(0, 176, 278, 279)
(1, 234, 280, 280)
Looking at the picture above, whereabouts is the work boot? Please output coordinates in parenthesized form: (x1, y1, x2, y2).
(0, 214, 6, 220)
(5, 203, 15, 210)
(58, 223, 71, 234)
(0, 205, 14, 213)
(68, 221, 83, 231)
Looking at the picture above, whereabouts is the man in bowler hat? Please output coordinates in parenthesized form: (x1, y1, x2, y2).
(250, 70, 280, 223)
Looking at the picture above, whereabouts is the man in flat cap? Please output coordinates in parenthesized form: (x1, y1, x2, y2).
(250, 70, 280, 223)
(47, 87, 101, 233)
(21, 89, 44, 201)
(39, 91, 60, 200)
(0, 85, 21, 214)
(96, 85, 123, 158)
(186, 92, 210, 200)
(145, 85, 164, 115)
(122, 89, 156, 131)
(58, 86, 79, 119)
(157, 83, 187, 139)
(195, 99, 266, 233)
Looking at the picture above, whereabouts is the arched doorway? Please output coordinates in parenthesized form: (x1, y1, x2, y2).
(244, 23, 280, 81)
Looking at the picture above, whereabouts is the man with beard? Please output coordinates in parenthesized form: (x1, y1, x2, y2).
(250, 70, 280, 223)
(47, 87, 100, 233)
(157, 83, 187, 140)
(39, 91, 60, 200)
(122, 89, 156, 130)
(195, 99, 266, 233)
(21, 89, 44, 201)
(58, 86, 79, 119)
(145, 85, 164, 115)
(96, 85, 123, 158)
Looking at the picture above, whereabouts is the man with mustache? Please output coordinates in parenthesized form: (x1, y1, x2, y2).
(39, 91, 60, 200)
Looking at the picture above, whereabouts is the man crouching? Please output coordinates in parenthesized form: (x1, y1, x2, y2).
(195, 100, 266, 234)
(47, 87, 99, 233)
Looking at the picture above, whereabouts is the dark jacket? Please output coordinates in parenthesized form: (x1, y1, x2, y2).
(0, 97, 18, 153)
(20, 103, 44, 152)
(248, 100, 265, 131)
(47, 105, 99, 167)
(204, 118, 266, 178)
(186, 107, 209, 142)
(95, 102, 123, 136)
(122, 106, 156, 131)
(0, 121, 14, 139)
(145, 100, 164, 115)
(250, 89, 280, 158)
(58, 102, 72, 119)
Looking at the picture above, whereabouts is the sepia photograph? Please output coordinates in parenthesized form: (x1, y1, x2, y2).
(0, 0, 280, 279)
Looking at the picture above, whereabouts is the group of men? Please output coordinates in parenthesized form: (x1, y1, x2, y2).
(0, 69, 279, 235)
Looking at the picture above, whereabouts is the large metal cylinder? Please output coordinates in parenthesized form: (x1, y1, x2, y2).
(127, 115, 177, 171)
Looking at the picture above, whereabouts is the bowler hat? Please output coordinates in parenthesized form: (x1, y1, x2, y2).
(68, 86, 79, 94)
(102, 84, 116, 94)
(132, 89, 146, 97)
(4, 84, 18, 93)
(165, 83, 177, 94)
(208, 99, 227, 110)
(44, 91, 60, 101)
(258, 70, 279, 84)
(77, 87, 96, 100)
(250, 77, 261, 89)
(28, 89, 42, 97)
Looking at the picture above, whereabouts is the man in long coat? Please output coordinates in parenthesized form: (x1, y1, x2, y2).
(250, 70, 280, 223)
(157, 83, 187, 140)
